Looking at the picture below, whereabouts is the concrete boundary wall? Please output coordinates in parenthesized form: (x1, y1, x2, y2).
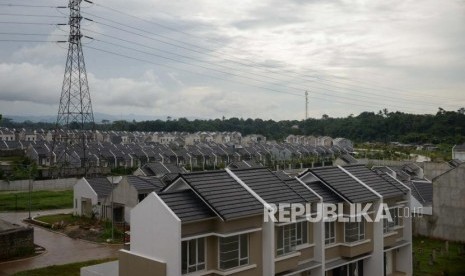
(0, 178, 77, 191)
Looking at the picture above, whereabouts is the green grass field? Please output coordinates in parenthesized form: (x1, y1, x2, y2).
(413, 236, 465, 276)
(0, 190, 73, 212)
(14, 259, 116, 276)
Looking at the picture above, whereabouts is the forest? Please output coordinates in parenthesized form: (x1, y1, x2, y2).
(1, 108, 464, 144)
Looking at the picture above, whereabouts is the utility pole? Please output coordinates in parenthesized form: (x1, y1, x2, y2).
(54, 0, 95, 177)
(305, 91, 309, 120)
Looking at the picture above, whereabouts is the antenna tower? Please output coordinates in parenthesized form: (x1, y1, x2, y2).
(305, 91, 308, 120)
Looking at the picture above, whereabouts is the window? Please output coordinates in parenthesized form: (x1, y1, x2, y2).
(325, 222, 336, 245)
(384, 207, 401, 234)
(219, 234, 248, 270)
(344, 222, 365, 243)
(182, 238, 205, 274)
(392, 207, 401, 227)
(277, 222, 308, 256)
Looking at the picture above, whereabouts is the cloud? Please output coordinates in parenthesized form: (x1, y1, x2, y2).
(0, 0, 464, 120)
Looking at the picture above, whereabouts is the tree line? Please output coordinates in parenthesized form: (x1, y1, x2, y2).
(1, 108, 464, 144)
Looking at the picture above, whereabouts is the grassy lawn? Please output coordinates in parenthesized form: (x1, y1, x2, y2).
(0, 190, 73, 212)
(413, 236, 465, 276)
(14, 258, 116, 276)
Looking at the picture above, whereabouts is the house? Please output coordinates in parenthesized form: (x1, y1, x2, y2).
(333, 153, 358, 166)
(227, 160, 263, 169)
(242, 134, 266, 146)
(452, 143, 465, 161)
(82, 165, 412, 276)
(184, 134, 201, 146)
(316, 136, 333, 147)
(111, 175, 165, 222)
(0, 129, 15, 141)
(332, 138, 353, 151)
(299, 165, 412, 276)
(133, 162, 186, 178)
(73, 177, 120, 220)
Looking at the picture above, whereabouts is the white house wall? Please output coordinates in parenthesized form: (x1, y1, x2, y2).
(73, 178, 98, 216)
(130, 192, 182, 276)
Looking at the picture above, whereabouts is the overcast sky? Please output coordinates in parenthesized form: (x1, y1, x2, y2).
(0, 0, 464, 121)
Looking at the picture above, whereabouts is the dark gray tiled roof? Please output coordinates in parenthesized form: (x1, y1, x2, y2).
(143, 162, 185, 176)
(126, 175, 164, 193)
(231, 168, 308, 204)
(160, 173, 181, 185)
(143, 162, 170, 176)
(309, 166, 379, 203)
(179, 170, 264, 221)
(284, 179, 320, 202)
(343, 165, 407, 199)
(159, 190, 215, 222)
(302, 180, 342, 204)
(87, 177, 113, 198)
(448, 159, 463, 168)
(339, 154, 358, 165)
(410, 180, 433, 205)
(273, 170, 291, 180)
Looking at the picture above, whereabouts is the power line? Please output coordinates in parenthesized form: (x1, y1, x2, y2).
(83, 12, 461, 107)
(92, 3, 463, 103)
(82, 21, 451, 109)
(0, 10, 460, 112)
(0, 21, 60, 25)
(0, 32, 67, 36)
(0, 37, 448, 112)
(0, 13, 66, 18)
(83, 44, 434, 111)
(91, 38, 419, 110)
(0, 1, 462, 104)
(0, 3, 57, 8)
(0, 39, 57, 42)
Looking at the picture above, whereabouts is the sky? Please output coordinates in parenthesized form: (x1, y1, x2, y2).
(0, 0, 464, 121)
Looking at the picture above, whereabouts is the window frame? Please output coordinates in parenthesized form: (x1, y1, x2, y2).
(218, 234, 249, 270)
(325, 221, 336, 245)
(276, 221, 308, 256)
(344, 221, 365, 243)
(182, 237, 206, 274)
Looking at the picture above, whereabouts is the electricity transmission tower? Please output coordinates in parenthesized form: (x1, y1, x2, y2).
(57, 0, 94, 128)
(54, 0, 95, 176)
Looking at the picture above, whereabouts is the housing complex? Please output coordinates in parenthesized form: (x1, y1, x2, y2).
(82, 165, 412, 276)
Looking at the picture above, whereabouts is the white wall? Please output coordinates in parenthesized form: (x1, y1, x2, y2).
(364, 200, 384, 276)
(73, 178, 98, 216)
(0, 178, 77, 191)
(130, 192, 181, 276)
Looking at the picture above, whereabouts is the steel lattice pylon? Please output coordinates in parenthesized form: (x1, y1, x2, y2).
(56, 0, 94, 129)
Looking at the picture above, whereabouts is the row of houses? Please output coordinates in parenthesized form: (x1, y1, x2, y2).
(79, 164, 412, 276)
(0, 128, 256, 146)
(285, 135, 353, 149)
(23, 140, 353, 171)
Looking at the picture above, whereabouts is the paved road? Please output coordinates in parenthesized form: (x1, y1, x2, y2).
(0, 209, 122, 275)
